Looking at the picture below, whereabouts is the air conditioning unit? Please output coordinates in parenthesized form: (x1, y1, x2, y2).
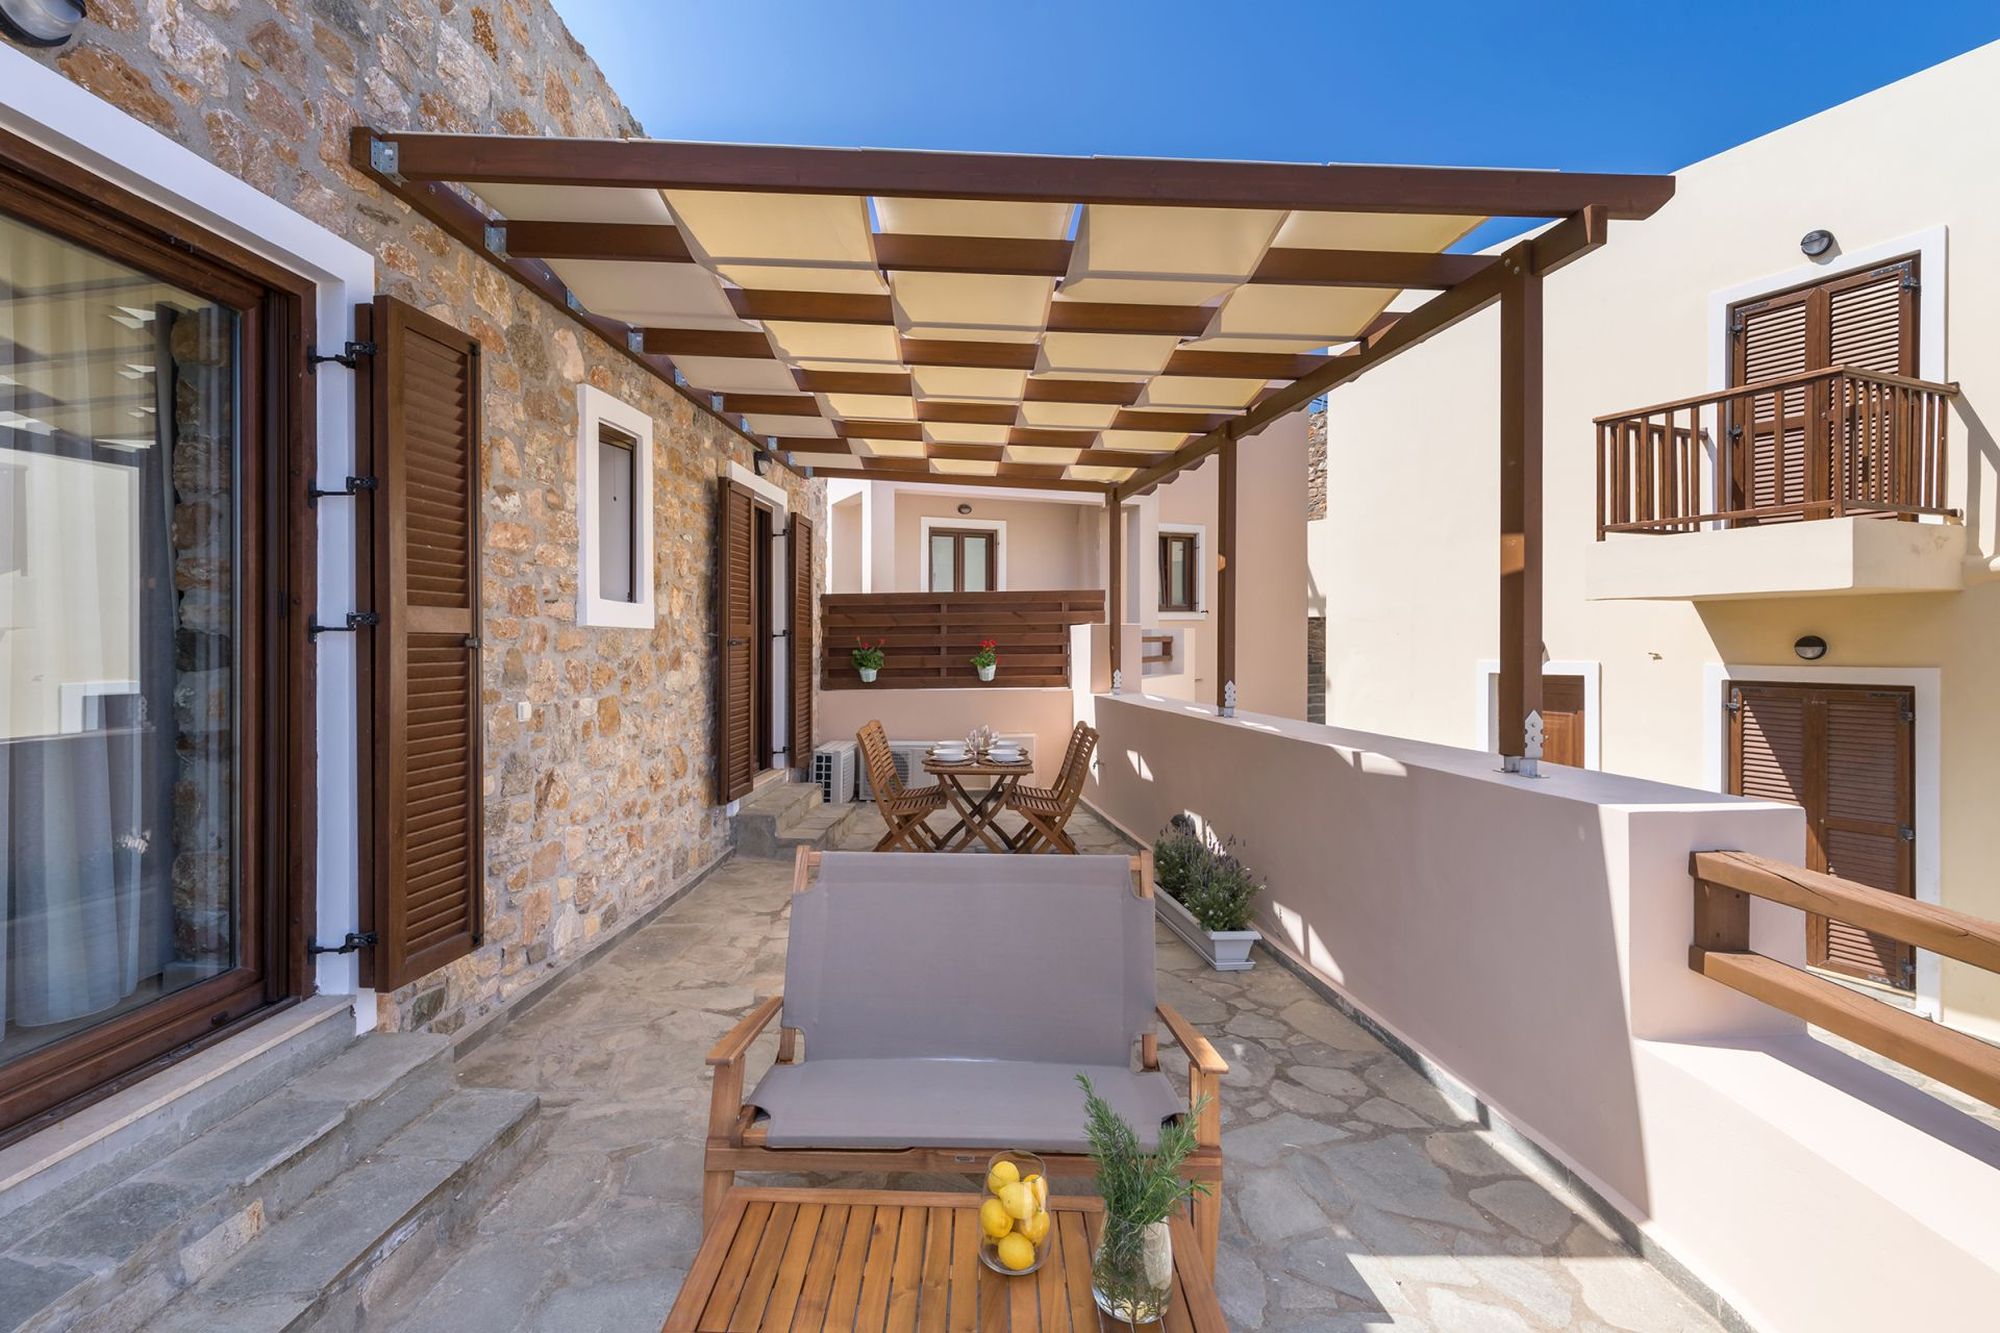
(811, 741, 858, 805)
(859, 740, 943, 801)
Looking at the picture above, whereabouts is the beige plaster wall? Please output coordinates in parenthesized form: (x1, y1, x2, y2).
(1309, 40, 2000, 1035)
(888, 491, 1097, 592)
(818, 686, 1077, 786)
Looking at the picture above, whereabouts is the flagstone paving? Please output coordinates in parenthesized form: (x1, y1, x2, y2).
(377, 807, 1720, 1331)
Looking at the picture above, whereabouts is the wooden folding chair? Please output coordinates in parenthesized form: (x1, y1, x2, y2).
(1005, 721, 1097, 854)
(857, 720, 946, 852)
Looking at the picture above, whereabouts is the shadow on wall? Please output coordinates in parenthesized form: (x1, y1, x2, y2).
(1092, 698, 1653, 1218)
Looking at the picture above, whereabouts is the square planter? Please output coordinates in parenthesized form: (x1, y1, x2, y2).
(1155, 889, 1259, 971)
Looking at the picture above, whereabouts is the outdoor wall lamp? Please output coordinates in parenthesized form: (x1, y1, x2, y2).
(1799, 229, 1836, 258)
(1795, 635, 1829, 661)
(0, 0, 86, 47)
(752, 452, 773, 477)
(957, 503, 973, 515)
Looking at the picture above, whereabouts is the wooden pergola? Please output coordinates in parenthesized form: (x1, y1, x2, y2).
(350, 129, 1672, 757)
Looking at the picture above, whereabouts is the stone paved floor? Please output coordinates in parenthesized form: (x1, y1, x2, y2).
(384, 806, 1721, 1331)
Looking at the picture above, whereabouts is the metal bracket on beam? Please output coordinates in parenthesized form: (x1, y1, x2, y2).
(484, 223, 508, 257)
(710, 393, 726, 413)
(563, 288, 584, 314)
(627, 328, 646, 355)
(672, 367, 689, 388)
(367, 138, 402, 183)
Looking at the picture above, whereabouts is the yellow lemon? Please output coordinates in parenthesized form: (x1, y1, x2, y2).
(996, 1232, 1036, 1272)
(986, 1160, 1020, 1195)
(1016, 1209, 1050, 1245)
(979, 1198, 1013, 1240)
(1025, 1174, 1048, 1210)
(998, 1181, 1035, 1221)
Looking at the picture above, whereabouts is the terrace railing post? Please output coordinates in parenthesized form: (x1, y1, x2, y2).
(1497, 253, 1543, 763)
(1106, 492, 1123, 682)
(1217, 437, 1238, 708)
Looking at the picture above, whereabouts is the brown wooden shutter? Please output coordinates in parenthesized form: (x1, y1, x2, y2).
(1726, 681, 1915, 990)
(358, 295, 484, 992)
(717, 478, 757, 803)
(789, 512, 814, 770)
(1539, 674, 1586, 769)
(1818, 689, 1914, 985)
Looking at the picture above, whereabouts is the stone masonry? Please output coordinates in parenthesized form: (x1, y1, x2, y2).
(23, 0, 824, 1038)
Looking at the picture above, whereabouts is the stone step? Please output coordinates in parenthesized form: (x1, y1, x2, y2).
(145, 1086, 542, 1333)
(0, 997, 356, 1252)
(0, 1032, 455, 1333)
(733, 779, 856, 858)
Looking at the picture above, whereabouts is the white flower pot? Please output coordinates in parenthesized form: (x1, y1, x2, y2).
(976, 664, 997, 682)
(1155, 888, 1259, 971)
(858, 666, 878, 683)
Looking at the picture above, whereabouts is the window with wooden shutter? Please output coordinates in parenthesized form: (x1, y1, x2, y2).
(789, 513, 814, 770)
(357, 296, 484, 992)
(717, 478, 757, 803)
(1726, 257, 1917, 518)
(1727, 681, 1915, 990)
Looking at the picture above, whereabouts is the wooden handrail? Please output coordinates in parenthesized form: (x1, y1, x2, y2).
(1594, 364, 1959, 425)
(1689, 850, 2000, 1109)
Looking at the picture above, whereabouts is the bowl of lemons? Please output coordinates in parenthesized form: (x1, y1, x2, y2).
(978, 1150, 1052, 1275)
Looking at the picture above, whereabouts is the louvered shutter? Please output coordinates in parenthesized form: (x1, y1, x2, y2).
(789, 513, 814, 770)
(359, 296, 484, 991)
(1817, 690, 1914, 985)
(1539, 674, 1586, 769)
(1726, 682, 1915, 990)
(717, 478, 757, 803)
(1728, 258, 1917, 518)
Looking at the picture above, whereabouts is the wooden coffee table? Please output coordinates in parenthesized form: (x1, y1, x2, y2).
(664, 1186, 1225, 1331)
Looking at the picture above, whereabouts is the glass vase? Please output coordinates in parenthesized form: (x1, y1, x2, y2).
(977, 1150, 1051, 1275)
(1091, 1217, 1174, 1324)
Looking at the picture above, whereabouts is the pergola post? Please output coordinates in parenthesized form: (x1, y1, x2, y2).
(1497, 257, 1544, 763)
(1106, 492, 1123, 686)
(1217, 437, 1239, 708)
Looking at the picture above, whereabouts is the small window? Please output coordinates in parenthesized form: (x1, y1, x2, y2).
(576, 385, 654, 628)
(928, 527, 996, 592)
(1159, 532, 1198, 612)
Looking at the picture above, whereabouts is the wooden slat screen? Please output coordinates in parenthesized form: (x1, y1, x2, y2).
(360, 295, 484, 991)
(1727, 681, 1915, 990)
(789, 513, 814, 768)
(716, 478, 757, 802)
(820, 590, 1105, 690)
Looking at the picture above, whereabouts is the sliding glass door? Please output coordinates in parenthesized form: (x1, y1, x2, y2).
(0, 142, 302, 1138)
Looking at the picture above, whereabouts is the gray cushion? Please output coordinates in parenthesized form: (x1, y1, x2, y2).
(749, 1059, 1184, 1152)
(784, 852, 1155, 1067)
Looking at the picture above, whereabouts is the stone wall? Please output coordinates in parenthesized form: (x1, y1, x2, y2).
(1306, 398, 1327, 522)
(22, 0, 824, 1037)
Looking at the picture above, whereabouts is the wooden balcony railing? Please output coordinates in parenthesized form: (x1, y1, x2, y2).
(820, 590, 1104, 690)
(1142, 633, 1173, 666)
(1596, 366, 1960, 537)
(1691, 851, 2000, 1109)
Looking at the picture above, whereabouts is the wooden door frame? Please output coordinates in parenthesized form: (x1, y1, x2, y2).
(917, 516, 1005, 592)
(0, 130, 315, 1142)
(1701, 662, 1942, 1016)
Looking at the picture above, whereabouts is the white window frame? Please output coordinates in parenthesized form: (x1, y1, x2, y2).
(1157, 522, 1206, 620)
(918, 516, 1007, 592)
(576, 384, 655, 629)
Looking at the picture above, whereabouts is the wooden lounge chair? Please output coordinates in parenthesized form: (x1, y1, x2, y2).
(1004, 721, 1098, 854)
(703, 847, 1228, 1269)
(857, 719, 946, 852)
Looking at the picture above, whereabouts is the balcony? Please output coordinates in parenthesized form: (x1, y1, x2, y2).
(1587, 366, 1965, 600)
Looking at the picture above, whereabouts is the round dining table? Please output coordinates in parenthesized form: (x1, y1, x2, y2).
(920, 751, 1035, 852)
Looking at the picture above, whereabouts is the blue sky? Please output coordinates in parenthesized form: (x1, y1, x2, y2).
(548, 1, 1997, 178)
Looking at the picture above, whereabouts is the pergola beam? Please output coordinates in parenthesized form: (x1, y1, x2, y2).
(807, 467, 1115, 495)
(494, 219, 1493, 290)
(1113, 207, 1608, 500)
(379, 133, 1676, 219)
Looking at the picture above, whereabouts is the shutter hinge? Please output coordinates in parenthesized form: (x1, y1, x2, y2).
(1729, 315, 1745, 336)
(1900, 825, 1916, 842)
(1902, 274, 1920, 291)
(308, 610, 381, 640)
(463, 635, 481, 649)
(308, 474, 379, 506)
(1724, 689, 1742, 715)
(307, 340, 377, 374)
(307, 931, 378, 957)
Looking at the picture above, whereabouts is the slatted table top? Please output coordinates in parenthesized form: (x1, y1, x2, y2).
(920, 754, 1035, 777)
(664, 1187, 1225, 1332)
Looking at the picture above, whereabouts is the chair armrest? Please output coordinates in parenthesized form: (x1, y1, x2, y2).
(1156, 1002, 1228, 1077)
(707, 997, 784, 1067)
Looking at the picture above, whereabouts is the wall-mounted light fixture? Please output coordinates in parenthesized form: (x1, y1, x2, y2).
(1799, 229, 1836, 259)
(1794, 634, 1828, 661)
(0, 0, 85, 46)
(956, 503, 972, 515)
(752, 452, 773, 477)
